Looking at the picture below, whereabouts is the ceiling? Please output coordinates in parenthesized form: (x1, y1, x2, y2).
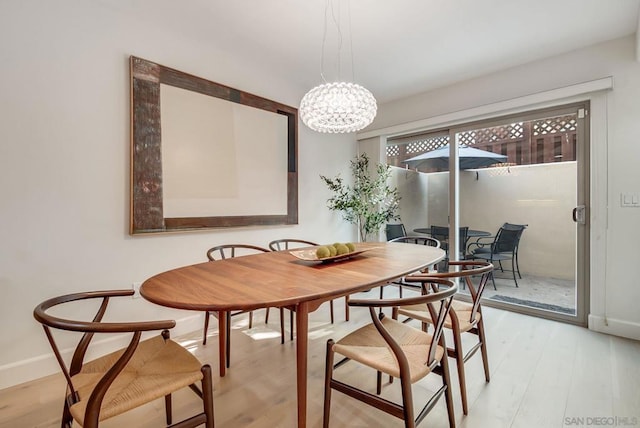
(114, 0, 640, 104)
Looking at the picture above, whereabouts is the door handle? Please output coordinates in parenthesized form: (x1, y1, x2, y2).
(573, 205, 586, 224)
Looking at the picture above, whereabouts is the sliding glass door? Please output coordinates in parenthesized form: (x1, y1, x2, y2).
(387, 102, 589, 325)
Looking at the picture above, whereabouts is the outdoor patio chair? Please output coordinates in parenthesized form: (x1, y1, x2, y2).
(268, 238, 346, 339)
(430, 225, 469, 260)
(468, 223, 527, 288)
(385, 223, 407, 241)
(393, 261, 494, 415)
(323, 278, 458, 428)
(33, 290, 215, 428)
(204, 244, 280, 369)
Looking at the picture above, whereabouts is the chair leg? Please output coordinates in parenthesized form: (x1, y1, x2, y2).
(279, 307, 285, 344)
(399, 373, 416, 428)
(490, 271, 497, 290)
(201, 364, 215, 428)
(61, 398, 73, 428)
(323, 340, 335, 428)
(452, 332, 469, 415)
(376, 371, 382, 395)
(345, 296, 350, 321)
(164, 394, 172, 425)
(440, 352, 456, 428)
(477, 320, 491, 383)
(249, 311, 253, 328)
(330, 300, 335, 324)
(265, 307, 270, 323)
(511, 258, 519, 287)
(515, 252, 522, 279)
(203, 311, 210, 345)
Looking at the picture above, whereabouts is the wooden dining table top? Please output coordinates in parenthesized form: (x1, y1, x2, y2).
(141, 241, 445, 312)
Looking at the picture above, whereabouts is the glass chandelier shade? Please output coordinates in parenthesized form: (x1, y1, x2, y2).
(300, 81, 377, 134)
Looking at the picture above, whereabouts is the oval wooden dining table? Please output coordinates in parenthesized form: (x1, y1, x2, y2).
(141, 241, 445, 427)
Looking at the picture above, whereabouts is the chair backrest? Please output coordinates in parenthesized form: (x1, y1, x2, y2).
(389, 235, 441, 248)
(33, 290, 176, 421)
(458, 226, 469, 254)
(429, 225, 449, 242)
(385, 224, 407, 241)
(492, 223, 527, 254)
(406, 261, 493, 323)
(206, 244, 269, 261)
(268, 239, 318, 251)
(350, 278, 457, 368)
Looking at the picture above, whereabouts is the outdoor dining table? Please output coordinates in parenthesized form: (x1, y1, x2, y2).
(140, 241, 445, 427)
(414, 227, 491, 250)
(413, 227, 492, 239)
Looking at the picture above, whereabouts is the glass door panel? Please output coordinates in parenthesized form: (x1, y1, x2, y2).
(455, 105, 587, 322)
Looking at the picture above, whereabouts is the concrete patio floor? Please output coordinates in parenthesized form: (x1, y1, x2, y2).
(458, 270, 576, 315)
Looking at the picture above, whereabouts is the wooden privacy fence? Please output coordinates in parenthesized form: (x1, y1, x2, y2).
(387, 115, 577, 172)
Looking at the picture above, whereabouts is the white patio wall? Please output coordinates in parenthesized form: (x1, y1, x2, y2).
(390, 162, 577, 280)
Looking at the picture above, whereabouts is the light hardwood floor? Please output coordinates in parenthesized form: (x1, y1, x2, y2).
(2, 287, 639, 428)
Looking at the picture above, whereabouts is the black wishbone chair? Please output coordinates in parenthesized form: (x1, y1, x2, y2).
(33, 290, 214, 428)
(393, 261, 494, 415)
(323, 278, 458, 428)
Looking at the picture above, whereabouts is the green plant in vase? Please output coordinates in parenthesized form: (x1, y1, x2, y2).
(320, 153, 400, 242)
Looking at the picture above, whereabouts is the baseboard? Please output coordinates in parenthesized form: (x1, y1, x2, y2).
(0, 313, 203, 390)
(588, 314, 640, 341)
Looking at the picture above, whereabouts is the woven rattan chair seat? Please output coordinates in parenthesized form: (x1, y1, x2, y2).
(333, 316, 444, 383)
(69, 335, 204, 424)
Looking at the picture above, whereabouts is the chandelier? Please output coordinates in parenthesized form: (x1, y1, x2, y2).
(300, 0, 377, 134)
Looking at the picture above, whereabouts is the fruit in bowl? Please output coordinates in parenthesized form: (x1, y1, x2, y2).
(315, 242, 356, 259)
(315, 246, 330, 258)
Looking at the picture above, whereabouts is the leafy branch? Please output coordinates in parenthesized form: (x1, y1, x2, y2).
(320, 153, 400, 242)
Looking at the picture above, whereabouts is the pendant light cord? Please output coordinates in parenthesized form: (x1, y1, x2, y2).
(320, 0, 344, 84)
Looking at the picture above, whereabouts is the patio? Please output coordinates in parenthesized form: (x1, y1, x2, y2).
(458, 271, 576, 315)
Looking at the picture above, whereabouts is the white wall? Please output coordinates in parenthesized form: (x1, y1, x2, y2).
(0, 1, 357, 388)
(388, 167, 431, 232)
(370, 36, 640, 340)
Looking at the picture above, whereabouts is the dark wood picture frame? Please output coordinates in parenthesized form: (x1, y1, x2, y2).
(129, 56, 298, 235)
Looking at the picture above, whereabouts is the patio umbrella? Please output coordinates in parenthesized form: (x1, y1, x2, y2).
(404, 144, 508, 170)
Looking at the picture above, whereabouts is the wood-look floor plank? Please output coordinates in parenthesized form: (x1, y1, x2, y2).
(510, 320, 577, 428)
(564, 328, 614, 421)
(610, 335, 640, 418)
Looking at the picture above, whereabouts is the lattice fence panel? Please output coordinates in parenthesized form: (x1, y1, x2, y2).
(387, 134, 449, 159)
(386, 145, 400, 157)
(459, 123, 524, 146)
(405, 135, 449, 154)
(533, 116, 576, 135)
